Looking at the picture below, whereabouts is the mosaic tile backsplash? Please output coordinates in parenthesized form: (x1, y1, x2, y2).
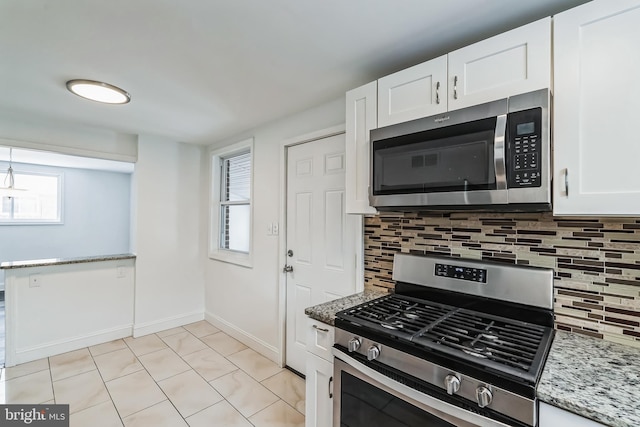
(364, 212, 640, 348)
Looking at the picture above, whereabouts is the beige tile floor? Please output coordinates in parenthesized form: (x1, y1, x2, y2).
(0, 321, 305, 427)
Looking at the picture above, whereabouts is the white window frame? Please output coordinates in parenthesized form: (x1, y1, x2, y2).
(209, 138, 254, 268)
(0, 170, 64, 225)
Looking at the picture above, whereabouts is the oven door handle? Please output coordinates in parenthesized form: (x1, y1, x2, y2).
(333, 349, 516, 427)
(494, 114, 508, 190)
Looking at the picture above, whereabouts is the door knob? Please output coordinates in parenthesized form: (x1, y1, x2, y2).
(283, 265, 294, 273)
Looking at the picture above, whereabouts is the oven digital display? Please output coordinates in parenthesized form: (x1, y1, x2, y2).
(435, 263, 487, 283)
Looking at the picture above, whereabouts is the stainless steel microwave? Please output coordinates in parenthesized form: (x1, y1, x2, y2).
(369, 89, 551, 211)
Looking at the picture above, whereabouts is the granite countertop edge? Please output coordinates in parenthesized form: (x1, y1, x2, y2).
(0, 253, 137, 270)
(304, 288, 389, 326)
(537, 330, 640, 427)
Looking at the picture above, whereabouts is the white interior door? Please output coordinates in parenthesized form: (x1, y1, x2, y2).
(285, 133, 356, 373)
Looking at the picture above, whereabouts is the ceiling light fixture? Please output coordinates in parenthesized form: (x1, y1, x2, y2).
(66, 79, 131, 104)
(1, 148, 27, 198)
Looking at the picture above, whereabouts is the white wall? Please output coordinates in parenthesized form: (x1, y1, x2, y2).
(132, 134, 205, 336)
(204, 97, 345, 362)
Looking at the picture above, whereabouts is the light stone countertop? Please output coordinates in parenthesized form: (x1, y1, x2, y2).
(304, 288, 389, 326)
(0, 253, 136, 269)
(538, 330, 640, 427)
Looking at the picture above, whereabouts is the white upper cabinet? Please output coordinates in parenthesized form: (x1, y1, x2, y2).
(375, 18, 550, 129)
(448, 17, 551, 111)
(377, 55, 447, 127)
(553, 0, 640, 216)
(346, 81, 377, 215)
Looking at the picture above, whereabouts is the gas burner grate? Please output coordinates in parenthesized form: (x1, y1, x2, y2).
(338, 294, 551, 377)
(417, 309, 545, 372)
(340, 294, 450, 338)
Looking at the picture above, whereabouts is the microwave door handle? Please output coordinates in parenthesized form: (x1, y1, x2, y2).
(494, 114, 508, 190)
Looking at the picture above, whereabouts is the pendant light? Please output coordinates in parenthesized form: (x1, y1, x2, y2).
(0, 148, 27, 198)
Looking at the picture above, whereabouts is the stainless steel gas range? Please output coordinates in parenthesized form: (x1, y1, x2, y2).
(333, 253, 555, 427)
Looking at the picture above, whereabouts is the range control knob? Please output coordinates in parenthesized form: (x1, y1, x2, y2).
(367, 345, 380, 361)
(476, 386, 493, 408)
(443, 374, 461, 395)
(348, 338, 361, 353)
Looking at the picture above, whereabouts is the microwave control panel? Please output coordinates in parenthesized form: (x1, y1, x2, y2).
(507, 108, 542, 188)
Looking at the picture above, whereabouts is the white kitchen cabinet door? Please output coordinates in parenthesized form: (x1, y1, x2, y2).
(553, 0, 640, 216)
(377, 55, 447, 127)
(305, 352, 334, 427)
(306, 317, 335, 362)
(539, 402, 607, 427)
(448, 17, 551, 111)
(346, 81, 377, 215)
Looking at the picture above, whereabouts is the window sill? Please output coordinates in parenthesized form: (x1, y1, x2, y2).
(0, 220, 63, 226)
(209, 250, 253, 268)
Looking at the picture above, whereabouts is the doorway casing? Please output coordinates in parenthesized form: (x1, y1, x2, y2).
(277, 123, 364, 368)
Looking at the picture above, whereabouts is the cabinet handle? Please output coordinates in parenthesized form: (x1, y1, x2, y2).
(329, 376, 333, 399)
(564, 168, 569, 197)
(312, 324, 329, 332)
(435, 81, 440, 104)
(454, 76, 458, 100)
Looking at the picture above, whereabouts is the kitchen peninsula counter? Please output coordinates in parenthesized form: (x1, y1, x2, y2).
(538, 330, 640, 427)
(0, 253, 136, 270)
(3, 253, 135, 366)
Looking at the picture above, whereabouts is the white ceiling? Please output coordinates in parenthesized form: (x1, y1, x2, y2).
(1, 0, 588, 146)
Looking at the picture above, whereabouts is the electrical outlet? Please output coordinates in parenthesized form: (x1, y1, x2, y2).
(267, 223, 273, 235)
(29, 274, 41, 288)
(272, 222, 279, 235)
(116, 267, 126, 278)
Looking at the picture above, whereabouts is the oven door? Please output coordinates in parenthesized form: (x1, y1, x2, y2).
(333, 350, 516, 427)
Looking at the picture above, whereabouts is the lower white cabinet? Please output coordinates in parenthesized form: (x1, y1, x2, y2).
(305, 317, 335, 427)
(539, 402, 606, 427)
(307, 318, 335, 361)
(305, 352, 334, 427)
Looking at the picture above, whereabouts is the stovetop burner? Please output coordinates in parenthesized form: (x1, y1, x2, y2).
(337, 293, 552, 382)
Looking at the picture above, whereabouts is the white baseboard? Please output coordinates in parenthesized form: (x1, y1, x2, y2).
(205, 311, 281, 365)
(10, 325, 132, 367)
(133, 311, 204, 337)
